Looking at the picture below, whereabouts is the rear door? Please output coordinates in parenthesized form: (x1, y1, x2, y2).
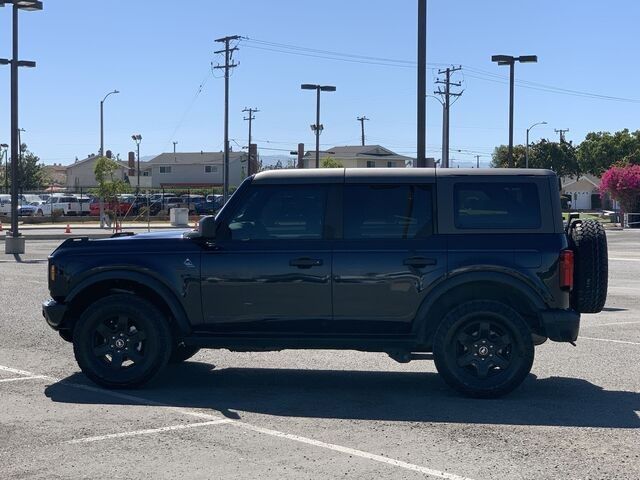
(332, 178, 447, 334)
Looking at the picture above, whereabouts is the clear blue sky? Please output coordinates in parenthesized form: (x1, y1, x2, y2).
(1, 0, 639, 167)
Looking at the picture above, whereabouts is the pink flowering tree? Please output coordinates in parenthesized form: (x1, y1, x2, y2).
(600, 165, 640, 226)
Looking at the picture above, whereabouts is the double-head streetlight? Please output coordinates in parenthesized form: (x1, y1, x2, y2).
(0, 0, 42, 253)
(131, 134, 142, 191)
(491, 54, 537, 168)
(301, 84, 336, 168)
(526, 121, 547, 168)
(100, 89, 119, 157)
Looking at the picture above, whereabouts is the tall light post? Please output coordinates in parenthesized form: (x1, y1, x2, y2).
(526, 121, 547, 168)
(1, 144, 8, 192)
(99, 89, 119, 157)
(491, 54, 537, 167)
(131, 134, 142, 191)
(301, 84, 336, 168)
(0, 0, 42, 254)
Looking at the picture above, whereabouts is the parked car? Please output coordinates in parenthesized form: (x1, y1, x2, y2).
(40, 195, 84, 216)
(43, 168, 609, 397)
(89, 198, 134, 217)
(17, 202, 43, 216)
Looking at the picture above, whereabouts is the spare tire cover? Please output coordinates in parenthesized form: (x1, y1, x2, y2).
(568, 220, 608, 313)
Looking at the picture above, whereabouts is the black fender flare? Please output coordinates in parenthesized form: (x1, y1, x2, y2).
(65, 270, 192, 335)
(412, 269, 549, 340)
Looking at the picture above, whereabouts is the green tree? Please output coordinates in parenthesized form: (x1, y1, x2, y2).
(94, 156, 130, 202)
(491, 141, 579, 178)
(577, 129, 640, 176)
(490, 145, 527, 168)
(5, 143, 45, 189)
(321, 157, 344, 168)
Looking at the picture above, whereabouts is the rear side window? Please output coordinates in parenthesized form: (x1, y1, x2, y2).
(454, 182, 541, 229)
(227, 185, 327, 240)
(343, 184, 433, 239)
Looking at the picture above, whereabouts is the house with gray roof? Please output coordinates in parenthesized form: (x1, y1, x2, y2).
(301, 145, 413, 169)
(65, 154, 128, 188)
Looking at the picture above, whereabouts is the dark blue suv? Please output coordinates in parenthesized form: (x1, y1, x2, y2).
(43, 168, 608, 397)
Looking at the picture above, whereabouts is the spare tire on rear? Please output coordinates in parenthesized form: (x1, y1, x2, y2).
(568, 220, 608, 313)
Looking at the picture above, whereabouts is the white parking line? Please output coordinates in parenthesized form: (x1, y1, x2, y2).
(580, 336, 640, 346)
(609, 257, 640, 262)
(0, 363, 477, 480)
(67, 419, 232, 444)
(233, 421, 476, 480)
(582, 321, 640, 327)
(0, 375, 49, 383)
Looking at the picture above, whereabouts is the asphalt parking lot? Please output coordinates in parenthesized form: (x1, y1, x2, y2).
(1, 232, 638, 480)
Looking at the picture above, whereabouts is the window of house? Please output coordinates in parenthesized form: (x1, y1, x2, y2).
(226, 185, 327, 241)
(387, 161, 394, 168)
(454, 182, 541, 229)
(205, 165, 218, 173)
(159, 166, 172, 174)
(366, 161, 375, 168)
(343, 184, 433, 239)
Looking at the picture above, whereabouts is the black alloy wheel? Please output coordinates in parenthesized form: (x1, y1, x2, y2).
(73, 294, 172, 389)
(433, 301, 534, 398)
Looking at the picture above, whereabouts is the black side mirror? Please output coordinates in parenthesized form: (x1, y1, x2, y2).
(199, 216, 217, 239)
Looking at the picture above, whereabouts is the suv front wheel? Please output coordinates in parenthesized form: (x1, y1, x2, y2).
(73, 294, 172, 389)
(433, 301, 534, 398)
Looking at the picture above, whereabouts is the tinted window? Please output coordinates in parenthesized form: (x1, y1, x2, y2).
(454, 182, 541, 229)
(228, 185, 327, 240)
(343, 184, 433, 239)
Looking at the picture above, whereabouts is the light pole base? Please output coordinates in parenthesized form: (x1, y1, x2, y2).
(5, 235, 25, 254)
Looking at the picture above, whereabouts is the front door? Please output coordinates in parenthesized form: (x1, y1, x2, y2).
(332, 182, 446, 334)
(200, 183, 332, 333)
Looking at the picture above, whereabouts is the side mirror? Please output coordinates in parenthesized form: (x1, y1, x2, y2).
(199, 216, 217, 239)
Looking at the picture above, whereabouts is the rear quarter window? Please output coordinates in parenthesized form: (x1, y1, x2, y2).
(454, 182, 541, 229)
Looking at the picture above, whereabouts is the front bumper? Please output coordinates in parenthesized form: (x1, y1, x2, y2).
(540, 309, 580, 342)
(42, 299, 68, 330)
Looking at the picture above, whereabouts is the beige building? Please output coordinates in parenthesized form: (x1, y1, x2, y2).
(301, 145, 412, 169)
(561, 174, 602, 210)
(65, 155, 128, 189)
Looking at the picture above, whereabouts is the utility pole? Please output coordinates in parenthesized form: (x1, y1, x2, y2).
(555, 128, 569, 143)
(214, 35, 240, 203)
(475, 155, 480, 168)
(416, 0, 427, 167)
(243, 107, 259, 175)
(435, 66, 463, 168)
(357, 116, 369, 146)
(173, 141, 178, 162)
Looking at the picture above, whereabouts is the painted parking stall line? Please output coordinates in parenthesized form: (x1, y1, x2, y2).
(0, 364, 478, 480)
(0, 375, 49, 383)
(67, 419, 233, 444)
(580, 336, 640, 346)
(582, 321, 640, 327)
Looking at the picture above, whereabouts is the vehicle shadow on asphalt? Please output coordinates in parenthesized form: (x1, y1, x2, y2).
(44, 362, 640, 429)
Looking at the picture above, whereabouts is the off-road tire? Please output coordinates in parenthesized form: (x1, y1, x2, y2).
(568, 220, 608, 313)
(433, 300, 534, 398)
(73, 294, 172, 389)
(169, 345, 201, 364)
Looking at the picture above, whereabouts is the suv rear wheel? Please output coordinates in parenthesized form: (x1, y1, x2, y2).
(433, 300, 534, 398)
(73, 294, 172, 389)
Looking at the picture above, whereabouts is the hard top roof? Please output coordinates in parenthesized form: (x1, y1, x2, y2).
(252, 168, 555, 184)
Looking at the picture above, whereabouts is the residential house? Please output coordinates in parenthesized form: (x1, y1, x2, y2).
(130, 151, 248, 189)
(301, 145, 412, 169)
(65, 154, 128, 189)
(42, 163, 67, 187)
(561, 174, 609, 210)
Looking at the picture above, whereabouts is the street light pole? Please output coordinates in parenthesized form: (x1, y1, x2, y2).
(491, 54, 538, 168)
(525, 121, 547, 168)
(301, 84, 336, 168)
(0, 0, 42, 253)
(131, 134, 142, 192)
(99, 90, 119, 157)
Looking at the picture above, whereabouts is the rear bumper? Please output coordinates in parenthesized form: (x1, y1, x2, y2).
(540, 309, 580, 342)
(42, 299, 68, 330)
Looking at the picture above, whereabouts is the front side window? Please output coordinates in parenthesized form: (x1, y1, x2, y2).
(159, 166, 172, 174)
(204, 165, 218, 173)
(454, 182, 541, 229)
(227, 185, 327, 241)
(343, 184, 433, 239)
(366, 160, 375, 168)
